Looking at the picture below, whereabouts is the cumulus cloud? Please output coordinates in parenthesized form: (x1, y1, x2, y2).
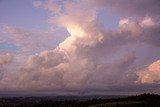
(137, 60, 160, 84)
(0, 0, 160, 94)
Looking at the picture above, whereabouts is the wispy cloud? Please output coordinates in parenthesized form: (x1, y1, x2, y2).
(1, 25, 55, 54)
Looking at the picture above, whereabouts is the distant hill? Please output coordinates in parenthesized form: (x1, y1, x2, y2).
(0, 93, 159, 107)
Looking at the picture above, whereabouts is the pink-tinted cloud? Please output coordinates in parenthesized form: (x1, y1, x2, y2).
(137, 60, 160, 84)
(0, 0, 160, 94)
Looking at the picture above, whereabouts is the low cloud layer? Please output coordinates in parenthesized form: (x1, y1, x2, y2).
(0, 0, 160, 94)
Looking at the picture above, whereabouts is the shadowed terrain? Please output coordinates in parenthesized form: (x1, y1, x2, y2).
(0, 93, 160, 107)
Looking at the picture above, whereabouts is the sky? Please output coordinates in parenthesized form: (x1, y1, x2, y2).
(0, 0, 160, 95)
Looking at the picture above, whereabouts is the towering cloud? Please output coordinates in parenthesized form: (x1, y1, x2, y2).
(0, 0, 160, 94)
